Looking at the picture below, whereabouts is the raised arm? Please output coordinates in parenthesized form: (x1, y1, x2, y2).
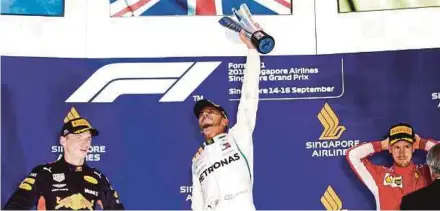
(417, 135, 439, 151)
(346, 140, 385, 205)
(230, 49, 260, 135)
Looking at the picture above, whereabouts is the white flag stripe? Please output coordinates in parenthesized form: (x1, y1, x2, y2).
(215, 0, 223, 15)
(110, 0, 131, 15)
(133, 0, 160, 16)
(187, 0, 196, 15)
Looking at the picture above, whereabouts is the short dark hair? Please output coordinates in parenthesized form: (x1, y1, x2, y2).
(193, 99, 227, 119)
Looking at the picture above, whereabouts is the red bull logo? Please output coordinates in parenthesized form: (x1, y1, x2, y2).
(55, 193, 94, 210)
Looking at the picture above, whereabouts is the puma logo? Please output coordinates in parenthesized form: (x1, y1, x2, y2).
(94, 171, 102, 179)
(43, 167, 52, 173)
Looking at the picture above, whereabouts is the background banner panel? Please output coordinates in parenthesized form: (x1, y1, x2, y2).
(2, 48, 440, 209)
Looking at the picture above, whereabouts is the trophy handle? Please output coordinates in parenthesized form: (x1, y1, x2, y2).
(239, 4, 258, 30)
(218, 17, 253, 39)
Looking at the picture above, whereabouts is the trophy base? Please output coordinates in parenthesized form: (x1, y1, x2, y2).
(251, 30, 275, 54)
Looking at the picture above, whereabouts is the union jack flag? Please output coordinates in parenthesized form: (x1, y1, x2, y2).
(110, 0, 292, 17)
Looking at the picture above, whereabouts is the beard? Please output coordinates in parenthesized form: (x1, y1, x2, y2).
(200, 116, 214, 129)
(200, 123, 213, 129)
(395, 159, 411, 167)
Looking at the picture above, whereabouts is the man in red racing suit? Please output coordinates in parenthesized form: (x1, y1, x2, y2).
(346, 123, 438, 210)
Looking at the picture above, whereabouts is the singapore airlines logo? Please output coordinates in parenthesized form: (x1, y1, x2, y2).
(321, 186, 344, 211)
(318, 103, 346, 140)
(306, 103, 358, 157)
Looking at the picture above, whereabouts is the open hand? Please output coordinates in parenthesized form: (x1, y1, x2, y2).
(413, 134, 421, 149)
(381, 138, 389, 150)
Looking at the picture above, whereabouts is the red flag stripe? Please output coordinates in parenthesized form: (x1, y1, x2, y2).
(112, 6, 132, 17)
(274, 0, 291, 9)
(130, 0, 153, 13)
(195, 0, 216, 15)
(112, 0, 153, 17)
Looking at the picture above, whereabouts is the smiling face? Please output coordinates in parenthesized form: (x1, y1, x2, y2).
(389, 140, 414, 167)
(60, 131, 92, 160)
(198, 106, 228, 139)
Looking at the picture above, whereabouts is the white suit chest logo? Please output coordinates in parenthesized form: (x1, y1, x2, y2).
(85, 188, 99, 196)
(53, 184, 67, 188)
(383, 173, 403, 188)
(53, 173, 65, 182)
(198, 152, 241, 183)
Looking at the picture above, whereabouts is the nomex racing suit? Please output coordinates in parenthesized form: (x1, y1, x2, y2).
(4, 156, 124, 210)
(346, 137, 438, 210)
(191, 49, 260, 211)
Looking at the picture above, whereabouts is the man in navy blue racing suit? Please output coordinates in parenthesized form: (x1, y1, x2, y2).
(3, 117, 124, 210)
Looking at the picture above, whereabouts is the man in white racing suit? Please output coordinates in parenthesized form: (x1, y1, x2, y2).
(191, 30, 261, 211)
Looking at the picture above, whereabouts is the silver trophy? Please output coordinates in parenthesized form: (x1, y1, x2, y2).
(219, 4, 275, 54)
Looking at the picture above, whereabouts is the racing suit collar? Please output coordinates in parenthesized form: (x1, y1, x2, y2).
(204, 133, 228, 146)
(392, 162, 415, 174)
(59, 155, 86, 172)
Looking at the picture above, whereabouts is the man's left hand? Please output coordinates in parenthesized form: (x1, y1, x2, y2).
(414, 134, 421, 149)
(238, 22, 262, 49)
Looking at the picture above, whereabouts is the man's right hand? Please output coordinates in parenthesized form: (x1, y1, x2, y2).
(381, 138, 389, 150)
(239, 30, 254, 49)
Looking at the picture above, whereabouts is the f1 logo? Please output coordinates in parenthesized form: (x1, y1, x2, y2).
(65, 62, 221, 103)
